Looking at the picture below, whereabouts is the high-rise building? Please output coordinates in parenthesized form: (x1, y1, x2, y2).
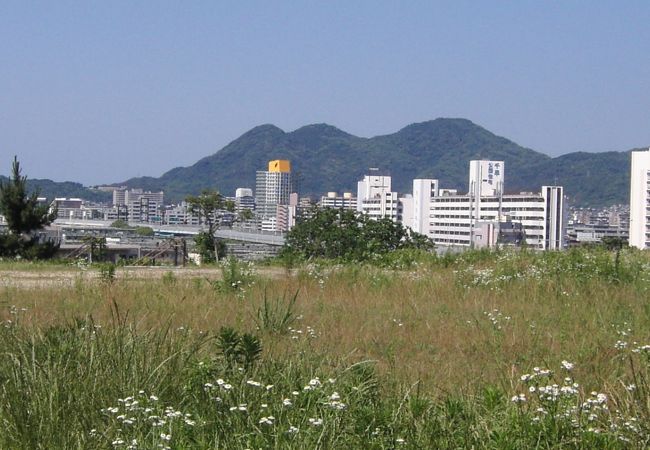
(255, 160, 293, 229)
(629, 148, 650, 249)
(113, 188, 127, 207)
(131, 190, 163, 223)
(411, 179, 439, 235)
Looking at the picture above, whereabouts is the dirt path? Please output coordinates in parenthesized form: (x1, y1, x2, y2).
(0, 266, 292, 289)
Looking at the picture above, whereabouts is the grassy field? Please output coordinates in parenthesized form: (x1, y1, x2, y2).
(0, 248, 649, 448)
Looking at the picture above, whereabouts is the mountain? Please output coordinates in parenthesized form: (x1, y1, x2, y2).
(4, 119, 636, 206)
(515, 151, 632, 206)
(119, 118, 635, 206)
(0, 176, 112, 203)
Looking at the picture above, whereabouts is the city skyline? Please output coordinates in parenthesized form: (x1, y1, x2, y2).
(1, 2, 649, 184)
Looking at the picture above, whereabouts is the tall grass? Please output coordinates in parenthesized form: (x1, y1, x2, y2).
(0, 247, 648, 448)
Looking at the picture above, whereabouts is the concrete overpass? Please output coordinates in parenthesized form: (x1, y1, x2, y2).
(52, 220, 286, 246)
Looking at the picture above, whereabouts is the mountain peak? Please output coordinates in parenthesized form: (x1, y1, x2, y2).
(240, 124, 285, 139)
(290, 123, 352, 139)
(395, 118, 481, 136)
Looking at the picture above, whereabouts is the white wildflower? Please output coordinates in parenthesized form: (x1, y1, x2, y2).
(511, 394, 526, 403)
(560, 360, 574, 371)
(308, 417, 323, 426)
(259, 416, 274, 425)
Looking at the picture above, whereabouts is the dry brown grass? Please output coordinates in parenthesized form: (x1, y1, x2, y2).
(2, 258, 647, 398)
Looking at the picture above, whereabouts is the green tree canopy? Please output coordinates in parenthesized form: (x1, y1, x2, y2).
(110, 219, 130, 229)
(282, 207, 433, 262)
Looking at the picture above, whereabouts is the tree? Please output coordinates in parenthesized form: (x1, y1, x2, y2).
(0, 156, 58, 259)
(82, 236, 107, 263)
(134, 226, 154, 237)
(237, 208, 254, 223)
(110, 219, 129, 229)
(282, 207, 434, 262)
(186, 189, 235, 262)
(0, 156, 56, 235)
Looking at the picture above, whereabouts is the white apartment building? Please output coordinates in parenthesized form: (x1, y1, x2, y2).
(234, 188, 255, 214)
(411, 179, 439, 235)
(276, 203, 297, 232)
(50, 198, 105, 221)
(112, 189, 126, 207)
(162, 202, 200, 226)
(129, 194, 164, 223)
(629, 148, 650, 249)
(51, 198, 83, 220)
(112, 188, 164, 223)
(356, 170, 400, 221)
(260, 217, 278, 233)
(319, 192, 357, 210)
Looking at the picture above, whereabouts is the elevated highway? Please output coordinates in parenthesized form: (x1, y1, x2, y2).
(52, 220, 286, 246)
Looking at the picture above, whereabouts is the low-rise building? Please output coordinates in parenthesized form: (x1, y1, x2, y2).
(319, 192, 357, 210)
(567, 223, 629, 246)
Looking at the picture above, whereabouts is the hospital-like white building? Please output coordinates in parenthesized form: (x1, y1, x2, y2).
(405, 160, 565, 250)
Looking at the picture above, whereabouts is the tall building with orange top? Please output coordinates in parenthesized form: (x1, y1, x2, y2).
(255, 160, 293, 220)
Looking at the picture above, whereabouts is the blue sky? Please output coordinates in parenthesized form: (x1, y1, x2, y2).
(1, 1, 649, 184)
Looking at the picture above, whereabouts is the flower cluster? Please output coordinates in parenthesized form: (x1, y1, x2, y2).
(304, 263, 329, 288)
(483, 309, 511, 330)
(512, 359, 649, 443)
(99, 391, 195, 449)
(288, 325, 318, 340)
(195, 369, 347, 438)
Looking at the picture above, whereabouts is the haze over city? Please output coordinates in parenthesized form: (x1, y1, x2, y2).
(1, 1, 649, 185)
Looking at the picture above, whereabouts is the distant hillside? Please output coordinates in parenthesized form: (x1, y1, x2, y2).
(0, 176, 112, 203)
(4, 119, 634, 207)
(515, 151, 633, 206)
(119, 118, 636, 207)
